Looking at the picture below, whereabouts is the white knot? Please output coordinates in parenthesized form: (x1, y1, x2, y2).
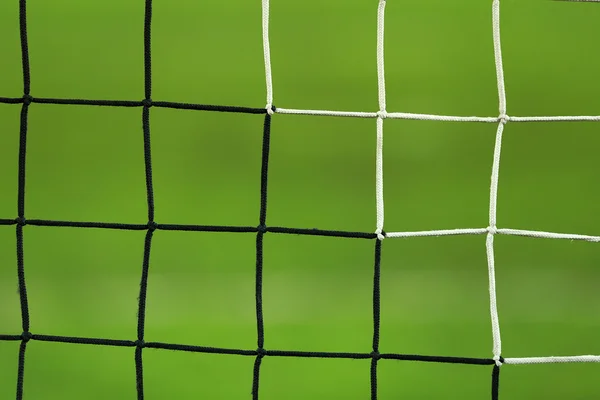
(493, 355, 503, 367)
(498, 114, 509, 124)
(487, 226, 498, 235)
(266, 104, 274, 116)
(377, 110, 388, 119)
(375, 229, 385, 241)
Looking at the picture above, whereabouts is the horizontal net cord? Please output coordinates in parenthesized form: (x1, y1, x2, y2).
(3, 333, 598, 365)
(504, 356, 600, 365)
(276, 109, 600, 123)
(495, 228, 600, 242)
(0, 96, 267, 113)
(385, 228, 600, 242)
(2, 96, 600, 123)
(1, 218, 598, 242)
(0, 333, 495, 365)
(386, 228, 489, 237)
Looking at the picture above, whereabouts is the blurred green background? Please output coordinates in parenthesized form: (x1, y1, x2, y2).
(1, 0, 600, 398)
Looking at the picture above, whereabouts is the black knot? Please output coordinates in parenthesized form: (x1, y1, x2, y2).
(147, 221, 158, 231)
(257, 224, 267, 234)
(256, 348, 266, 357)
(21, 331, 32, 342)
(135, 340, 145, 348)
(22, 95, 33, 105)
(270, 105, 277, 113)
(370, 351, 381, 360)
(142, 98, 152, 108)
(16, 217, 26, 226)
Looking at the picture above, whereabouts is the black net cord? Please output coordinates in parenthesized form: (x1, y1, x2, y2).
(0, 96, 270, 113)
(15, 0, 32, 399)
(492, 364, 501, 400)
(252, 112, 273, 399)
(0, 218, 380, 238)
(134, 0, 155, 399)
(370, 239, 382, 400)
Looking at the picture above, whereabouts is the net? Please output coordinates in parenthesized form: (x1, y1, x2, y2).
(1, 0, 599, 399)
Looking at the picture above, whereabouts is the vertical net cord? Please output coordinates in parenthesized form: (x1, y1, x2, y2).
(372, 2, 386, 400)
(135, 0, 155, 399)
(262, 0, 274, 115)
(375, 0, 386, 242)
(253, 1, 274, 398)
(252, 115, 271, 400)
(489, 1, 506, 398)
(371, 240, 383, 400)
(16, 0, 32, 399)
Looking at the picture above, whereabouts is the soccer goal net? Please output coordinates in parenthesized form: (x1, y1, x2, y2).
(0, 0, 598, 399)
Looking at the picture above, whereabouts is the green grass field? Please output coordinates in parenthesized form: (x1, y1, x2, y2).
(1, 0, 600, 398)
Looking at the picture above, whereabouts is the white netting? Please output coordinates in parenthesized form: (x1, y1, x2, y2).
(260, 0, 600, 369)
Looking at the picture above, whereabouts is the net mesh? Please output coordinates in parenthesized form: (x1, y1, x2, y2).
(1, 0, 599, 399)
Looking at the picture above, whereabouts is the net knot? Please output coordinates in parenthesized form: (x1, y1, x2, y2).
(377, 110, 388, 119)
(498, 114, 509, 124)
(257, 224, 267, 234)
(22, 95, 33, 105)
(487, 226, 498, 235)
(147, 221, 158, 231)
(142, 98, 153, 108)
(21, 331, 32, 342)
(265, 104, 275, 116)
(493, 355, 503, 367)
(256, 348, 267, 357)
(375, 229, 385, 241)
(370, 351, 381, 360)
(135, 339, 145, 348)
(16, 217, 26, 226)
